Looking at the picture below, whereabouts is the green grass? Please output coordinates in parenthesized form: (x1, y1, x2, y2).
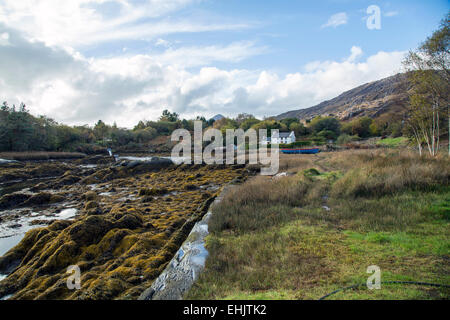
(376, 137, 409, 148)
(188, 216, 449, 300)
(186, 150, 450, 300)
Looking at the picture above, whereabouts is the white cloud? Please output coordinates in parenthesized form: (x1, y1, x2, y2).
(0, 2, 407, 127)
(155, 39, 171, 48)
(0, 32, 10, 46)
(0, 0, 249, 47)
(322, 12, 348, 28)
(347, 46, 363, 62)
(152, 41, 268, 68)
(0, 28, 407, 127)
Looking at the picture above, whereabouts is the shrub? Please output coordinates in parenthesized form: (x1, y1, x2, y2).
(336, 134, 359, 145)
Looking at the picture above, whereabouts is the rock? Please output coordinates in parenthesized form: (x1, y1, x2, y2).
(130, 157, 174, 173)
(84, 201, 99, 211)
(30, 182, 48, 192)
(83, 191, 97, 201)
(141, 196, 153, 203)
(56, 175, 81, 186)
(68, 215, 114, 245)
(115, 214, 143, 230)
(138, 188, 168, 196)
(0, 193, 31, 209)
(85, 208, 103, 216)
(126, 161, 141, 169)
(8, 223, 22, 229)
(184, 184, 198, 191)
(30, 219, 55, 226)
(21, 192, 65, 206)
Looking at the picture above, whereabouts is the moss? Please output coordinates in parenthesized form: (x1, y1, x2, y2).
(141, 196, 153, 203)
(138, 187, 168, 196)
(84, 201, 99, 210)
(0, 193, 30, 209)
(83, 191, 97, 201)
(303, 168, 321, 177)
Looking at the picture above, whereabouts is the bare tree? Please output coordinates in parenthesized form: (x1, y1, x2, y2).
(403, 12, 450, 156)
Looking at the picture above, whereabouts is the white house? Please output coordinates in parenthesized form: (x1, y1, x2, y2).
(261, 131, 296, 145)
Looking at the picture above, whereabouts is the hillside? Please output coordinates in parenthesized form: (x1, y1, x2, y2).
(276, 73, 413, 122)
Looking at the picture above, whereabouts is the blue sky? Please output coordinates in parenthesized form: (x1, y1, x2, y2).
(0, 0, 448, 127)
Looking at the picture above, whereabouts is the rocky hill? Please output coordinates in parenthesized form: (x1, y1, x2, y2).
(276, 73, 413, 122)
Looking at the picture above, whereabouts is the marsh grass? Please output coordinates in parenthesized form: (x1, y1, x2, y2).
(209, 176, 313, 234)
(187, 149, 450, 300)
(0, 152, 86, 161)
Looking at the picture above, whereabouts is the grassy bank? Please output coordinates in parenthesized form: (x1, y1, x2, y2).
(187, 150, 450, 300)
(0, 152, 87, 161)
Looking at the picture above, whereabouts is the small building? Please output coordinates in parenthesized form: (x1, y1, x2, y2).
(261, 131, 296, 145)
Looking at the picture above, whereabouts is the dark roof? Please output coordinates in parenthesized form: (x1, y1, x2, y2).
(278, 132, 293, 138)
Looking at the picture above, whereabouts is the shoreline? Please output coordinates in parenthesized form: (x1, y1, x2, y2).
(139, 185, 233, 300)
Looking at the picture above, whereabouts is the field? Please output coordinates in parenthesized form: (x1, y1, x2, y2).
(187, 149, 450, 300)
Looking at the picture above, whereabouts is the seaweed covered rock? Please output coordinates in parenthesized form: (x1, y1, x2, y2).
(82, 191, 97, 201)
(30, 182, 48, 192)
(56, 175, 81, 186)
(0, 192, 65, 209)
(0, 193, 30, 209)
(138, 187, 168, 196)
(22, 193, 65, 206)
(0, 161, 246, 300)
(68, 215, 115, 245)
(84, 201, 99, 211)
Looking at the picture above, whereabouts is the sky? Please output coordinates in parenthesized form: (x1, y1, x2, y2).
(0, 0, 448, 127)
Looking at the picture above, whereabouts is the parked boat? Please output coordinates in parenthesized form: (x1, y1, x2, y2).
(281, 148, 320, 154)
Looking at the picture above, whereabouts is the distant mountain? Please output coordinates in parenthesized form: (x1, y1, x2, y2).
(276, 73, 413, 122)
(211, 114, 225, 121)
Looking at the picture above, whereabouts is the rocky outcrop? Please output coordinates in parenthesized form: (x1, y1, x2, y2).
(276, 72, 412, 122)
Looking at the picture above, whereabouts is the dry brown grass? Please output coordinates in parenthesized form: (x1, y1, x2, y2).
(330, 150, 450, 198)
(0, 152, 86, 161)
(209, 175, 314, 234)
(278, 153, 319, 173)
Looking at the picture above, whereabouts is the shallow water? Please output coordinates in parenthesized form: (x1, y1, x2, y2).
(118, 156, 189, 165)
(0, 208, 78, 257)
(0, 234, 25, 257)
(140, 188, 229, 300)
